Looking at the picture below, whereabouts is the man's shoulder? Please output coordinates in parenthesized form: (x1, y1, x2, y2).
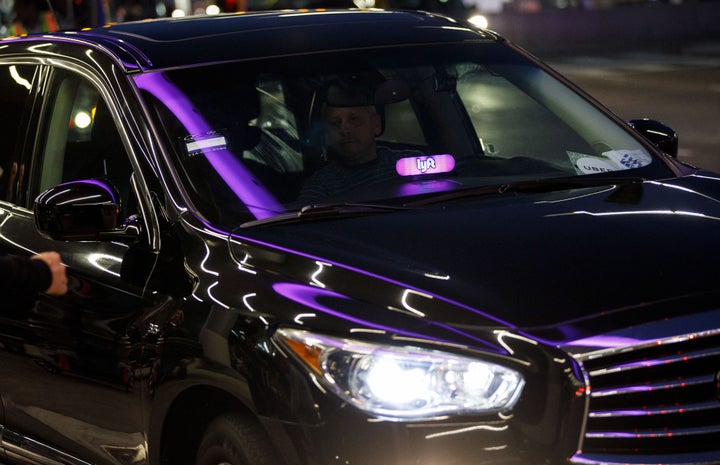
(378, 145, 424, 158)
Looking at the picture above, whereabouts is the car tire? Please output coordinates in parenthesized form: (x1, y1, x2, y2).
(195, 413, 278, 465)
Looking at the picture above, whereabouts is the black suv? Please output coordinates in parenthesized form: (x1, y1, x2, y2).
(1, 10, 719, 465)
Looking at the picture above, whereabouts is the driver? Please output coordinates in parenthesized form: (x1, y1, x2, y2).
(298, 96, 414, 203)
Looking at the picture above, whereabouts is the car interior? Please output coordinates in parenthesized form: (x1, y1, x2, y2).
(136, 44, 660, 227)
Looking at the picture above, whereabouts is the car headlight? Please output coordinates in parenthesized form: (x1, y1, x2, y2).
(275, 328, 525, 420)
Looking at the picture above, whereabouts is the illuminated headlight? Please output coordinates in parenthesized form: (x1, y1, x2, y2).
(275, 328, 525, 420)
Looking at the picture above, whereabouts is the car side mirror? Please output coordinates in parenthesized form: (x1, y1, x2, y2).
(628, 118, 678, 158)
(34, 179, 139, 242)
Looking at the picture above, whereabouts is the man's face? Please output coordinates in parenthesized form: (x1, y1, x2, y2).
(324, 106, 382, 165)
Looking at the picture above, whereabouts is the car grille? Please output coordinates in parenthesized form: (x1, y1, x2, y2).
(570, 328, 720, 465)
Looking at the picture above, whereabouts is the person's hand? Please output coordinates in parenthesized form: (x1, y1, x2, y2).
(32, 251, 68, 296)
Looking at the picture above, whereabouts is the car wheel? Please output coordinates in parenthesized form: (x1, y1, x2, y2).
(195, 413, 279, 465)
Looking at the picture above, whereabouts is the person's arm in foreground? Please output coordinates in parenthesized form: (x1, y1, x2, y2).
(0, 251, 68, 296)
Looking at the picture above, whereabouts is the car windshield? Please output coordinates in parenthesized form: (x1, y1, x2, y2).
(137, 42, 671, 228)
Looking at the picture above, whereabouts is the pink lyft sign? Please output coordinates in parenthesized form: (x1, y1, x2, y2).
(396, 154, 455, 177)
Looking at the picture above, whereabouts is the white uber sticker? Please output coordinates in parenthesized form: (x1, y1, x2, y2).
(567, 149, 652, 175)
(603, 150, 653, 170)
(567, 152, 618, 174)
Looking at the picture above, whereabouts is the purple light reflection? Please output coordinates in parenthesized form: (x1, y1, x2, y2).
(396, 179, 463, 197)
(586, 430, 675, 439)
(274, 282, 437, 338)
(595, 385, 656, 395)
(592, 408, 670, 416)
(563, 335, 643, 349)
(273, 282, 505, 352)
(225, 234, 519, 331)
(134, 73, 282, 220)
(64, 179, 120, 205)
(202, 217, 518, 347)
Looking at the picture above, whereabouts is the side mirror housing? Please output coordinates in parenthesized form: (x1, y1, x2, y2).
(628, 118, 678, 158)
(34, 179, 139, 242)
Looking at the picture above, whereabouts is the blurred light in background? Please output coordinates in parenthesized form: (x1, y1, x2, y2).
(74, 110, 92, 129)
(468, 13, 488, 28)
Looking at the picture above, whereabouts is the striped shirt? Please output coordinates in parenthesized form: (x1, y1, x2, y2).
(298, 146, 416, 204)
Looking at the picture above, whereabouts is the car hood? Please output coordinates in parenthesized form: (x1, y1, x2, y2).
(233, 174, 720, 344)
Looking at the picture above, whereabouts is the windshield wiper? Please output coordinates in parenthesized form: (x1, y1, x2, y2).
(511, 175, 646, 191)
(241, 177, 645, 226)
(239, 203, 414, 228)
(404, 175, 645, 208)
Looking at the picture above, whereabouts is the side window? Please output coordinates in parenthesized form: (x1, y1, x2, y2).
(0, 64, 38, 203)
(36, 70, 134, 213)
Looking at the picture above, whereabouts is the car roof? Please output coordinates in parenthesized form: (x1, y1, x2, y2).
(3, 9, 499, 72)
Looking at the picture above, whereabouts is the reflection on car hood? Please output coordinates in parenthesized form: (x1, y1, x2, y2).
(232, 174, 720, 342)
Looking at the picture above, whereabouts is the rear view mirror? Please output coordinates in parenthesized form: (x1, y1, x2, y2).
(628, 119, 678, 158)
(325, 79, 410, 107)
(374, 79, 411, 104)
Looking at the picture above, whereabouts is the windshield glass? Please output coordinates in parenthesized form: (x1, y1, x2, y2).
(136, 42, 671, 227)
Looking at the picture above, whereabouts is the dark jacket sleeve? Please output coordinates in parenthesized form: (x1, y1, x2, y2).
(0, 255, 52, 295)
